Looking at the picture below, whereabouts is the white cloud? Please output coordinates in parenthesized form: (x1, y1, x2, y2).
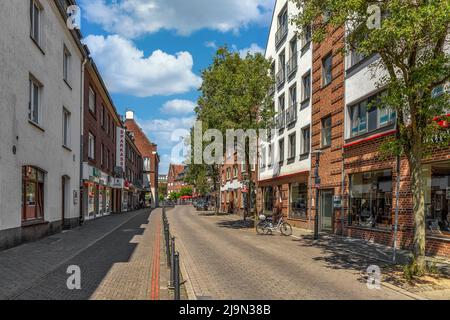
(205, 41, 218, 49)
(80, 0, 275, 38)
(136, 116, 196, 173)
(83, 34, 202, 97)
(161, 99, 197, 115)
(238, 43, 265, 58)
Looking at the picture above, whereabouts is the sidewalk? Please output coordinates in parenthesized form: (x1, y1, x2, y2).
(0, 209, 166, 300)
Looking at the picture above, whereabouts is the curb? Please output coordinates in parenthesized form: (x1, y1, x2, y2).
(178, 250, 198, 300)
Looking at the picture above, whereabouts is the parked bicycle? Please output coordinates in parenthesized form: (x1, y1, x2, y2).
(256, 214, 293, 236)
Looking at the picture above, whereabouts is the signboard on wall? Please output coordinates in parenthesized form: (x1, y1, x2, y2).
(116, 127, 126, 173)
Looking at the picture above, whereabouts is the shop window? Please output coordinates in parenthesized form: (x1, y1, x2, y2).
(22, 166, 45, 221)
(290, 183, 307, 219)
(349, 170, 392, 228)
(424, 161, 450, 235)
(264, 186, 274, 214)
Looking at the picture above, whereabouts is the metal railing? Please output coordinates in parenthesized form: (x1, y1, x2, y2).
(275, 24, 288, 46)
(268, 83, 275, 96)
(286, 54, 298, 77)
(162, 207, 182, 300)
(276, 68, 285, 88)
(286, 104, 298, 126)
(275, 111, 285, 130)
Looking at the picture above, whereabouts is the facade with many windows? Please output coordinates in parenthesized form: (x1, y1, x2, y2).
(257, 0, 313, 228)
(0, 0, 87, 250)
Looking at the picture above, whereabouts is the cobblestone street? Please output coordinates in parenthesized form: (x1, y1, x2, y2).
(167, 205, 413, 300)
(0, 209, 166, 300)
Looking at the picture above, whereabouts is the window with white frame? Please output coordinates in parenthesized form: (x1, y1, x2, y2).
(302, 71, 311, 102)
(88, 132, 95, 159)
(322, 53, 333, 86)
(63, 46, 71, 83)
(89, 86, 96, 114)
(29, 77, 41, 125)
(62, 108, 70, 147)
(278, 138, 285, 163)
(30, 0, 42, 45)
(288, 133, 296, 160)
(301, 126, 311, 155)
(302, 24, 312, 48)
(260, 147, 266, 168)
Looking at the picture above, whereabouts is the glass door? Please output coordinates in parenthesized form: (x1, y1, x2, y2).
(320, 190, 333, 232)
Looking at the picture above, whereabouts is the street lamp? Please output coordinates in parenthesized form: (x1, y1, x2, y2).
(311, 149, 323, 240)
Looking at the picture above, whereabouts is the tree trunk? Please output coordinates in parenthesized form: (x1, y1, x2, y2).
(408, 143, 427, 273)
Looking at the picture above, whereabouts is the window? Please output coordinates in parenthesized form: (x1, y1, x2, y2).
(29, 77, 41, 124)
(100, 105, 105, 128)
(100, 143, 104, 166)
(144, 157, 151, 171)
(302, 24, 312, 48)
(350, 100, 368, 137)
(289, 85, 297, 107)
(30, 0, 42, 45)
(278, 138, 285, 163)
(63, 47, 71, 83)
(322, 53, 333, 86)
(302, 71, 311, 102)
(321, 116, 332, 147)
(233, 166, 238, 178)
(264, 186, 274, 214)
(106, 149, 110, 170)
(350, 46, 367, 68)
(278, 6, 288, 30)
(423, 161, 450, 235)
(349, 170, 393, 228)
(290, 183, 307, 219)
(278, 94, 285, 113)
(88, 132, 95, 159)
(22, 166, 45, 221)
(226, 168, 231, 180)
(301, 126, 311, 155)
(349, 92, 396, 138)
(89, 86, 96, 114)
(268, 144, 274, 167)
(288, 133, 296, 160)
(107, 114, 110, 135)
(62, 108, 70, 147)
(260, 147, 266, 168)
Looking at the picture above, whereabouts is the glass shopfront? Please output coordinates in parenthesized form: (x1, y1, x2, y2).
(263, 186, 274, 214)
(424, 161, 450, 235)
(105, 188, 111, 214)
(349, 170, 393, 228)
(289, 183, 307, 219)
(87, 182, 96, 219)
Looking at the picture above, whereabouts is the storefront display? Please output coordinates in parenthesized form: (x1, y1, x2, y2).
(424, 161, 450, 235)
(290, 183, 307, 219)
(349, 170, 392, 228)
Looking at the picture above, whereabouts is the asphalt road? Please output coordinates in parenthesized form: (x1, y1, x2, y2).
(166, 205, 411, 300)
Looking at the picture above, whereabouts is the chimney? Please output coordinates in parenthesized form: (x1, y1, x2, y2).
(126, 110, 134, 120)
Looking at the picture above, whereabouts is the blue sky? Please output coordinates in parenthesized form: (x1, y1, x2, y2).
(78, 0, 275, 174)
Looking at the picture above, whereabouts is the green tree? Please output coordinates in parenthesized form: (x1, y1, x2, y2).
(180, 187, 193, 197)
(169, 192, 181, 201)
(292, 0, 450, 273)
(196, 47, 275, 220)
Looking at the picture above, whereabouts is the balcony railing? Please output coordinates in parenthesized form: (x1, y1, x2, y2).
(268, 83, 275, 96)
(286, 54, 298, 77)
(275, 111, 285, 130)
(276, 68, 285, 89)
(275, 24, 288, 47)
(286, 104, 297, 126)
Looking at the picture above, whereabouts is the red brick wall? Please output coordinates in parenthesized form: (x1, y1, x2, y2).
(83, 65, 121, 176)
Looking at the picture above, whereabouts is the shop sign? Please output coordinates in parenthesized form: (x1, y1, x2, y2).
(117, 128, 126, 171)
(333, 195, 342, 209)
(73, 190, 78, 205)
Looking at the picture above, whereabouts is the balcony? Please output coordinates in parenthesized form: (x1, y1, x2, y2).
(275, 112, 285, 131)
(268, 83, 275, 96)
(275, 24, 288, 47)
(286, 54, 298, 78)
(276, 68, 285, 89)
(285, 104, 297, 126)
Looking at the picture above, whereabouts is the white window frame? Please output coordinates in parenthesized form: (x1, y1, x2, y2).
(63, 46, 71, 83)
(288, 133, 296, 160)
(88, 132, 95, 159)
(29, 77, 42, 125)
(302, 71, 311, 102)
(62, 108, 71, 148)
(30, 0, 42, 45)
(89, 86, 96, 114)
(301, 126, 311, 155)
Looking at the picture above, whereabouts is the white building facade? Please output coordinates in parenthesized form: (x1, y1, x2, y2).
(258, 0, 313, 225)
(0, 0, 86, 250)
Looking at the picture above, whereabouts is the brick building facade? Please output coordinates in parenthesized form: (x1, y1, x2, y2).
(82, 60, 123, 220)
(123, 131, 143, 211)
(125, 111, 159, 208)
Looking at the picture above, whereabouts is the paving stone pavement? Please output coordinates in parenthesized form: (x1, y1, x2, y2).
(166, 205, 414, 300)
(0, 209, 163, 300)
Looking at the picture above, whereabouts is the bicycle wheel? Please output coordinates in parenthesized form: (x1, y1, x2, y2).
(280, 222, 292, 236)
(256, 222, 266, 235)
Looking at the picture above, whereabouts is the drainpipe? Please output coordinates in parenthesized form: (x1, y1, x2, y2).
(79, 57, 88, 225)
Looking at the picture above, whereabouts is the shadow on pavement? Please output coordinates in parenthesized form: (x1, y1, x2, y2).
(216, 219, 255, 230)
(13, 211, 152, 300)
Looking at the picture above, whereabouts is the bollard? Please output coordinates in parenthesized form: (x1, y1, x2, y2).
(164, 226, 171, 267)
(169, 236, 176, 288)
(174, 252, 180, 300)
